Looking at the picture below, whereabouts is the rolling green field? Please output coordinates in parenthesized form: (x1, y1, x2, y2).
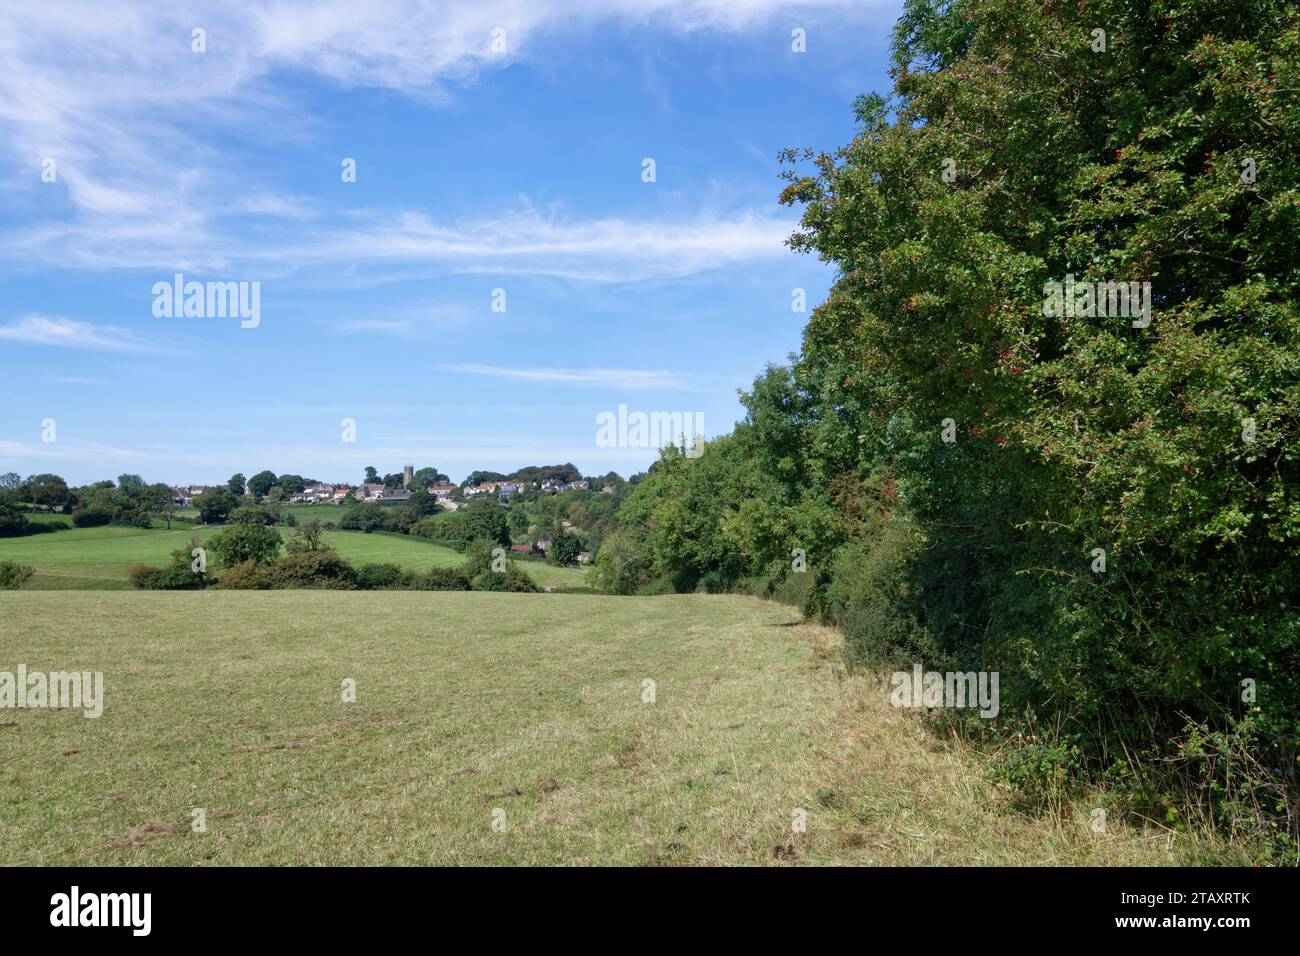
(24, 513, 75, 527)
(0, 591, 1188, 865)
(277, 503, 355, 523)
(0, 524, 585, 590)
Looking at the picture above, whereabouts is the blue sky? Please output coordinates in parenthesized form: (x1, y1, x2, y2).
(0, 0, 899, 485)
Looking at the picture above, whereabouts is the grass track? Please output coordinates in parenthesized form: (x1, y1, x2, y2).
(0, 591, 1191, 865)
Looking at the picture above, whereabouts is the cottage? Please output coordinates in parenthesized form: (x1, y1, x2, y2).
(353, 483, 386, 501)
(428, 482, 457, 499)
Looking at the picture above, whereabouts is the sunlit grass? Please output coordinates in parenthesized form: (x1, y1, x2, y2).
(0, 591, 1195, 865)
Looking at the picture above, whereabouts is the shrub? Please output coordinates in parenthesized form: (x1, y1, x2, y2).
(634, 575, 676, 596)
(385, 506, 418, 534)
(471, 565, 538, 593)
(127, 538, 214, 590)
(356, 562, 404, 589)
(694, 568, 735, 595)
(0, 492, 29, 536)
(434, 501, 510, 550)
(115, 509, 154, 529)
(214, 560, 272, 590)
(461, 538, 500, 577)
(229, 506, 277, 526)
(548, 530, 582, 566)
(265, 550, 358, 589)
(409, 516, 443, 540)
(0, 560, 35, 589)
(824, 524, 937, 669)
(409, 567, 472, 591)
(71, 508, 112, 528)
(340, 502, 389, 533)
(207, 523, 282, 567)
(194, 488, 238, 524)
(127, 561, 208, 590)
(590, 529, 650, 595)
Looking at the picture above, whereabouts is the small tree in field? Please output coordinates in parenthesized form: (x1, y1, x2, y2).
(146, 482, 177, 529)
(286, 520, 330, 554)
(208, 522, 281, 567)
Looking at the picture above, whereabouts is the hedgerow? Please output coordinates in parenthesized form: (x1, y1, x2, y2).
(598, 0, 1300, 859)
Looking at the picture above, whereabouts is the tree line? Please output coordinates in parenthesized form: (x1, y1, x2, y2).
(592, 0, 1299, 859)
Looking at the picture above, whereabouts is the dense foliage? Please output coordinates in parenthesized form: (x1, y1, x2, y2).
(600, 0, 1299, 855)
(0, 560, 35, 589)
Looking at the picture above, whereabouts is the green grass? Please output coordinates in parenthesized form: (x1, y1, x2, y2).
(0, 524, 585, 590)
(278, 503, 354, 523)
(0, 591, 1193, 865)
(24, 513, 73, 527)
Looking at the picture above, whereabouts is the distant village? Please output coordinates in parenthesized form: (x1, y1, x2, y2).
(169, 465, 612, 510)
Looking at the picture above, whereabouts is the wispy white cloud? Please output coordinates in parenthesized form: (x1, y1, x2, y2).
(0, 315, 157, 352)
(441, 363, 695, 389)
(277, 206, 796, 283)
(0, 0, 881, 278)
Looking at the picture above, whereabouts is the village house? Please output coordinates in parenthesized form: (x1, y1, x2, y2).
(353, 483, 386, 502)
(291, 482, 337, 504)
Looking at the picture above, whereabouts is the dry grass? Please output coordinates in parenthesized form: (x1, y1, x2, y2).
(0, 591, 1197, 865)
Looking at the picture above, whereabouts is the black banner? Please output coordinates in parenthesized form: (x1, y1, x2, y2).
(0, 866, 1285, 941)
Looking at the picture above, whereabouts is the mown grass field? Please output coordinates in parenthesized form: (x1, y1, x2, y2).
(0, 591, 1193, 865)
(24, 513, 75, 527)
(0, 525, 585, 590)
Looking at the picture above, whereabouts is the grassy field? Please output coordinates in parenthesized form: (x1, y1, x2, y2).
(0, 525, 585, 590)
(0, 591, 1193, 865)
(278, 503, 355, 523)
(24, 513, 74, 527)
